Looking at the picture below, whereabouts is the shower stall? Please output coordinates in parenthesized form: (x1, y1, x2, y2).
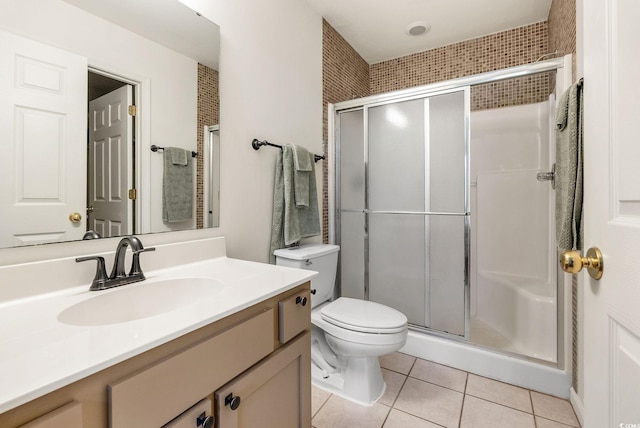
(329, 56, 573, 397)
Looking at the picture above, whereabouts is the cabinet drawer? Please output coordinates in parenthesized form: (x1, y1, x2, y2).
(109, 308, 275, 427)
(278, 289, 311, 344)
(19, 402, 82, 428)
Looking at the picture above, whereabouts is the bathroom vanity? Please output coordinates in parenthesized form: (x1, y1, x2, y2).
(0, 237, 314, 428)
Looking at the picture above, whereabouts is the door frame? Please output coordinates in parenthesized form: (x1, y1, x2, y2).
(88, 66, 149, 235)
(203, 124, 220, 228)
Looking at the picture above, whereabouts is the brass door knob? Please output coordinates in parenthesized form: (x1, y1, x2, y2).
(559, 247, 604, 280)
(69, 212, 82, 223)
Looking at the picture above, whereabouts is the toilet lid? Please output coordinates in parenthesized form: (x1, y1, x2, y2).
(320, 297, 408, 334)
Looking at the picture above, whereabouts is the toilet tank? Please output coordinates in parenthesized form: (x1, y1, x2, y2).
(274, 244, 340, 308)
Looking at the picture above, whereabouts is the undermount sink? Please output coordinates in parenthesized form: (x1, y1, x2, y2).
(58, 278, 225, 326)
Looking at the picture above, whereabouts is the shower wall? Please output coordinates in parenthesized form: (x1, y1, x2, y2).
(470, 99, 557, 362)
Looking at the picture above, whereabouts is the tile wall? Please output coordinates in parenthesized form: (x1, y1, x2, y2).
(548, 0, 577, 80)
(196, 64, 219, 229)
(370, 22, 552, 111)
(322, 19, 370, 242)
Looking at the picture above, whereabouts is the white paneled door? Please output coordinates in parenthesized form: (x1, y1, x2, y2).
(88, 85, 133, 238)
(0, 30, 87, 247)
(583, 0, 640, 426)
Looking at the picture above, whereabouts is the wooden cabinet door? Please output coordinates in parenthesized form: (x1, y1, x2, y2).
(19, 402, 82, 428)
(215, 331, 311, 428)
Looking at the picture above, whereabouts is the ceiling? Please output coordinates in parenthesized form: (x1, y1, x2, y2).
(63, 0, 220, 69)
(305, 0, 553, 64)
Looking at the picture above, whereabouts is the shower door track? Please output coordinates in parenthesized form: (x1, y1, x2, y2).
(342, 209, 469, 217)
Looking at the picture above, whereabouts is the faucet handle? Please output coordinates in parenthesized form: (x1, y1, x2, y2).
(130, 247, 156, 277)
(76, 256, 109, 290)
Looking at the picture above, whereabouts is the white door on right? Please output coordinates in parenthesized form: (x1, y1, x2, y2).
(88, 84, 133, 238)
(583, 0, 640, 426)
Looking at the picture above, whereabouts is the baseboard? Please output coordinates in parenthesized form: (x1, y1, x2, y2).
(569, 387, 584, 427)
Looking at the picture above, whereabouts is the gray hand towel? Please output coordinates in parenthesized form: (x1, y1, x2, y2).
(168, 147, 189, 166)
(555, 81, 583, 251)
(162, 147, 194, 223)
(289, 144, 313, 207)
(269, 145, 321, 263)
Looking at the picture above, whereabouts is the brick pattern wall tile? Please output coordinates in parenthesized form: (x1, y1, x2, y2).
(322, 19, 370, 243)
(548, 0, 577, 80)
(197, 64, 219, 229)
(370, 22, 551, 110)
(371, 22, 548, 92)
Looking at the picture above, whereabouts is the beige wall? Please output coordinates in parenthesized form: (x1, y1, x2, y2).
(179, 0, 323, 262)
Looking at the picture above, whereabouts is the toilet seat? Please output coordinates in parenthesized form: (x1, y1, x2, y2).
(320, 297, 408, 334)
(312, 309, 407, 347)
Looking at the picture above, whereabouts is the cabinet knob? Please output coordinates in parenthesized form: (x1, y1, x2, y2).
(310, 289, 317, 295)
(196, 412, 214, 428)
(225, 393, 241, 411)
(296, 296, 308, 306)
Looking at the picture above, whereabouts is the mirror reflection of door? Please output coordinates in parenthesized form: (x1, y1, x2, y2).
(87, 72, 135, 238)
(0, 29, 87, 247)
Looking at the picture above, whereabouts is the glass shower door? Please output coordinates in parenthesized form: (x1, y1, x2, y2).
(338, 88, 469, 337)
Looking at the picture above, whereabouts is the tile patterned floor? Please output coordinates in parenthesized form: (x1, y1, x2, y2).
(311, 352, 581, 428)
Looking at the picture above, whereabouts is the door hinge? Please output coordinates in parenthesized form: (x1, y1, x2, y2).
(128, 105, 137, 116)
(128, 189, 137, 200)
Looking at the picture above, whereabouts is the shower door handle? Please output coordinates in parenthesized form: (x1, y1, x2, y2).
(559, 247, 604, 280)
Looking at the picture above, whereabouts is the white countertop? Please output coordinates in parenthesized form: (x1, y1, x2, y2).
(0, 256, 316, 413)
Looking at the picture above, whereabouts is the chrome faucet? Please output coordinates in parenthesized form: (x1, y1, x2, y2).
(76, 236, 156, 291)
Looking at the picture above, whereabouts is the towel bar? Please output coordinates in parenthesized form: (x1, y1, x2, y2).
(252, 138, 325, 162)
(151, 145, 197, 158)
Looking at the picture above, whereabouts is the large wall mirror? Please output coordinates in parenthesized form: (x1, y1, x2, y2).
(0, 0, 220, 250)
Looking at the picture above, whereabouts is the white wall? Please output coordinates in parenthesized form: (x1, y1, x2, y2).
(574, 0, 585, 410)
(0, 0, 323, 266)
(180, 0, 323, 262)
(0, 0, 198, 234)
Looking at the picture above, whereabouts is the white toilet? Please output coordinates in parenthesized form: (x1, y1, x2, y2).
(275, 243, 408, 406)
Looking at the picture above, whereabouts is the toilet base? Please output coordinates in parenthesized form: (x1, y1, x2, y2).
(311, 355, 387, 406)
